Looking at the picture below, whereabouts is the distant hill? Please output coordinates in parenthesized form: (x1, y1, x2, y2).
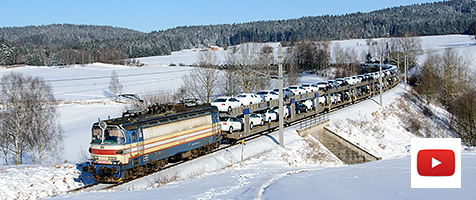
(0, 24, 146, 48)
(1, 0, 475, 66)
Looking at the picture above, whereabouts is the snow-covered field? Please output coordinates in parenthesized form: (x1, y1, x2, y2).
(0, 34, 475, 200)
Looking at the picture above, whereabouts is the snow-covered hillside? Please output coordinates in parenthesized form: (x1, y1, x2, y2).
(0, 34, 475, 200)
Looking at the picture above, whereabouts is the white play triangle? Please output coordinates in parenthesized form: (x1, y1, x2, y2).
(432, 157, 442, 168)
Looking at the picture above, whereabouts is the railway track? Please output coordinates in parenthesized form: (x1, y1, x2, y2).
(68, 80, 400, 193)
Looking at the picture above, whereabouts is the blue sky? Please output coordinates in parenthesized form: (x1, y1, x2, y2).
(2, 0, 437, 33)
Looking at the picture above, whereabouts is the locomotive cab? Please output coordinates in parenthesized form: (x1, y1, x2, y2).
(90, 125, 129, 164)
(83, 123, 130, 182)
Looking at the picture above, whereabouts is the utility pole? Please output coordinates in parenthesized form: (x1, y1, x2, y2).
(379, 54, 383, 107)
(404, 54, 407, 91)
(397, 54, 400, 74)
(278, 44, 284, 147)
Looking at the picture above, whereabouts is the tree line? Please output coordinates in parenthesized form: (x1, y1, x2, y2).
(1, 0, 476, 67)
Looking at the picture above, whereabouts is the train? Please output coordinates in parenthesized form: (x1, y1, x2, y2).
(82, 65, 400, 183)
(82, 104, 222, 182)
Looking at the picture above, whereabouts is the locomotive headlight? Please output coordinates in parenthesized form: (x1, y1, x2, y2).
(93, 156, 98, 160)
(108, 157, 117, 161)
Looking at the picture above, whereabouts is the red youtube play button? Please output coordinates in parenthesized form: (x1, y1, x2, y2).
(417, 149, 455, 176)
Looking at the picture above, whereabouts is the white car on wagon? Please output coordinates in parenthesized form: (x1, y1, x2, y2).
(288, 85, 307, 95)
(219, 116, 243, 133)
(255, 109, 278, 123)
(301, 83, 319, 93)
(256, 90, 279, 102)
(237, 113, 264, 129)
(235, 93, 263, 106)
(211, 97, 242, 113)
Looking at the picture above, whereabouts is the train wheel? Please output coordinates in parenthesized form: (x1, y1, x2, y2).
(137, 166, 144, 176)
(160, 159, 167, 168)
(206, 144, 213, 152)
(192, 149, 199, 158)
(143, 165, 150, 173)
(201, 146, 208, 155)
(152, 162, 160, 172)
(125, 170, 133, 180)
(130, 169, 138, 179)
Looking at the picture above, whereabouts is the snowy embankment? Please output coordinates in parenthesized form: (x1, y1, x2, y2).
(0, 164, 81, 200)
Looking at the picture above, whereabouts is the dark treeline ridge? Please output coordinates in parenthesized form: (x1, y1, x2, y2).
(1, 0, 475, 66)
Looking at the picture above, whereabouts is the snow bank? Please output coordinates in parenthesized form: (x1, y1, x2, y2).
(0, 164, 82, 200)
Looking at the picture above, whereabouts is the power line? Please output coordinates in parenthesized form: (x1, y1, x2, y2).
(44, 68, 191, 83)
(0, 68, 192, 85)
(52, 75, 182, 89)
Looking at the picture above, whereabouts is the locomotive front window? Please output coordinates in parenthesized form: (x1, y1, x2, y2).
(91, 126, 125, 144)
(104, 128, 125, 144)
(91, 128, 103, 144)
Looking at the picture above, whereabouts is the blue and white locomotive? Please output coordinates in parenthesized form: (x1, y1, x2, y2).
(82, 104, 221, 182)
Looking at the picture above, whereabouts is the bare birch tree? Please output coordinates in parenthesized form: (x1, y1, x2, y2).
(333, 43, 344, 66)
(418, 53, 442, 103)
(0, 130, 10, 164)
(0, 72, 63, 165)
(392, 31, 422, 70)
(0, 72, 30, 164)
(183, 50, 220, 103)
(219, 68, 241, 96)
(255, 44, 275, 90)
(226, 43, 260, 93)
(283, 47, 301, 87)
(109, 71, 123, 100)
(24, 76, 64, 164)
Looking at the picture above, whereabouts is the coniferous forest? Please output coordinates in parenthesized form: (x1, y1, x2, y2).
(1, 0, 476, 66)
